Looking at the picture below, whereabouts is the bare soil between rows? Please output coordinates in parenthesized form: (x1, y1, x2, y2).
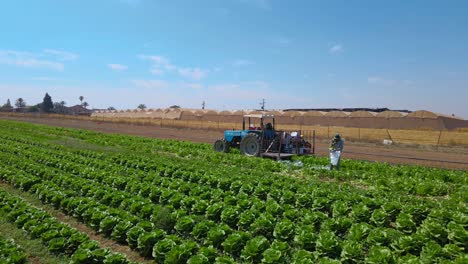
(2, 116, 467, 170)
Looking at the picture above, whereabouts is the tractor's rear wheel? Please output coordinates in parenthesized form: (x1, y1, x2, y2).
(240, 134, 260, 156)
(213, 139, 230, 153)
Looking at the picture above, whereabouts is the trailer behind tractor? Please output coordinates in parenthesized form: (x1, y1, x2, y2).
(213, 114, 315, 160)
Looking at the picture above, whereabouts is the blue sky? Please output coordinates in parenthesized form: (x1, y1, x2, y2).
(0, 0, 467, 117)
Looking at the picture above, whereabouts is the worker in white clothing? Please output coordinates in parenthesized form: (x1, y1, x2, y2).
(329, 134, 344, 170)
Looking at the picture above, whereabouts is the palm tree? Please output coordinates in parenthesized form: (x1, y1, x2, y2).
(82, 102, 89, 108)
(137, 104, 147, 110)
(79, 96, 84, 106)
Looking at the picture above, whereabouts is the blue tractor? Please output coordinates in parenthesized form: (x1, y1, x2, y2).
(213, 114, 313, 159)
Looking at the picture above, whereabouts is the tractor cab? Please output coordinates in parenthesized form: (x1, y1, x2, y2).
(242, 114, 275, 131)
(218, 114, 274, 151)
(214, 114, 314, 159)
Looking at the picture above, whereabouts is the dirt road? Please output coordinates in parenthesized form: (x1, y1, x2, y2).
(2, 116, 467, 170)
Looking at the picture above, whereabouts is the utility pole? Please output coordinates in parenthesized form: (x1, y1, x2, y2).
(202, 101, 206, 110)
(260, 98, 265, 111)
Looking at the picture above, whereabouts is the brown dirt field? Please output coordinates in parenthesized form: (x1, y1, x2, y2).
(2, 116, 468, 170)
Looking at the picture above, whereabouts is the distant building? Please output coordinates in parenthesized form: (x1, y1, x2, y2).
(66, 105, 93, 116)
(11, 107, 29, 113)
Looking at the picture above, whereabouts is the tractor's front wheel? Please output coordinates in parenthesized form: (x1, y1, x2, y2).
(240, 134, 260, 156)
(213, 139, 230, 153)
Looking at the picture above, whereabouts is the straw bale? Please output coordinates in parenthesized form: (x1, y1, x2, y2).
(268, 111, 284, 116)
(284, 111, 304, 117)
(303, 111, 324, 117)
(349, 111, 375, 118)
(219, 110, 232, 115)
(204, 110, 219, 115)
(232, 110, 245, 116)
(325, 111, 350, 117)
(376, 111, 405, 118)
(193, 110, 205, 116)
(406, 110, 439, 119)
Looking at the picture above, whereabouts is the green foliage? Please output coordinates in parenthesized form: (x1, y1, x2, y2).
(153, 235, 180, 263)
(365, 246, 395, 264)
(41, 93, 54, 113)
(241, 236, 270, 263)
(0, 237, 28, 264)
(164, 240, 198, 264)
(273, 219, 295, 241)
(316, 230, 340, 258)
(175, 216, 196, 236)
(222, 231, 251, 258)
(111, 221, 134, 243)
(293, 225, 316, 251)
(340, 240, 363, 263)
(206, 224, 231, 249)
(137, 230, 166, 257)
(0, 190, 130, 263)
(0, 120, 466, 263)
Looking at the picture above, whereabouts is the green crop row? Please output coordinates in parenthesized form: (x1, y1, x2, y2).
(0, 190, 132, 264)
(0, 236, 28, 264)
(0, 120, 466, 263)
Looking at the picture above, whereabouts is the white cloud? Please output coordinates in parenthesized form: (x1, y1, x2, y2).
(139, 55, 169, 65)
(183, 82, 203, 89)
(108, 63, 128, 71)
(0, 50, 64, 71)
(150, 68, 164, 75)
(178, 67, 207, 80)
(139, 54, 208, 80)
(329, 44, 343, 54)
(132, 79, 203, 90)
(232, 59, 255, 66)
(139, 54, 175, 75)
(43, 49, 78, 61)
(132, 79, 169, 89)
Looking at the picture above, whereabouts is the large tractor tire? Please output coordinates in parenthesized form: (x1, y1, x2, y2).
(213, 139, 230, 153)
(240, 134, 261, 157)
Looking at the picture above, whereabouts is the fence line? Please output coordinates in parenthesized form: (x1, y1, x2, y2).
(1, 113, 467, 147)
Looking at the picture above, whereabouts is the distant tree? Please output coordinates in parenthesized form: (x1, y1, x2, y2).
(4, 99, 12, 108)
(15, 98, 26, 108)
(41, 93, 54, 112)
(107, 106, 116, 110)
(169, 105, 181, 109)
(82, 102, 89, 108)
(53, 101, 68, 114)
(137, 104, 147, 110)
(53, 102, 62, 113)
(1, 99, 12, 110)
(28, 104, 40, 112)
(79, 96, 84, 105)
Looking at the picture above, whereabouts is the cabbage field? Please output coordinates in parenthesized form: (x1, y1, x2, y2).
(0, 120, 466, 263)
